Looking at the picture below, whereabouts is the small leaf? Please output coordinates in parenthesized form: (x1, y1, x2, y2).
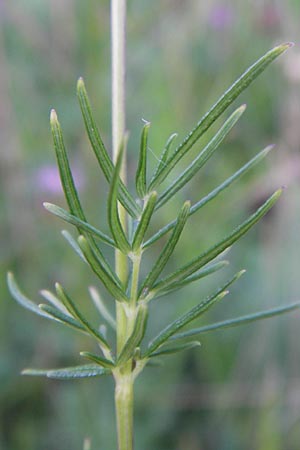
(55, 283, 109, 348)
(150, 340, 201, 357)
(171, 301, 300, 340)
(78, 236, 129, 302)
(80, 351, 115, 369)
(150, 43, 292, 187)
(7, 273, 52, 319)
(40, 289, 70, 315)
(152, 189, 281, 293)
(88, 286, 116, 329)
(61, 230, 87, 262)
(144, 145, 273, 249)
(44, 202, 115, 248)
(139, 201, 191, 299)
(156, 105, 246, 209)
(131, 191, 158, 251)
(39, 304, 87, 332)
(22, 364, 110, 379)
(77, 77, 140, 218)
(117, 303, 148, 365)
(136, 121, 150, 198)
(145, 270, 244, 356)
(149, 132, 178, 190)
(107, 145, 131, 254)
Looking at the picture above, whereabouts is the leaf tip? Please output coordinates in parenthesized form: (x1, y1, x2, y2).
(50, 109, 58, 123)
(77, 77, 85, 90)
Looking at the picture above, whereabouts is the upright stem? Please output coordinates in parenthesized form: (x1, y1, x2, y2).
(111, 1, 133, 450)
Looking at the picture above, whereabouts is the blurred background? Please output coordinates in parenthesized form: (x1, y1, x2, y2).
(1, 0, 300, 449)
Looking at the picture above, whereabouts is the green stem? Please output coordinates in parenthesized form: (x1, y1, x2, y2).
(115, 374, 134, 450)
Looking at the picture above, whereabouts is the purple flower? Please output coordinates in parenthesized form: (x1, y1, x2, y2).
(208, 5, 234, 30)
(34, 164, 85, 195)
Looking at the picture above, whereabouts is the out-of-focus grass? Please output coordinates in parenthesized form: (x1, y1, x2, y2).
(1, 1, 300, 449)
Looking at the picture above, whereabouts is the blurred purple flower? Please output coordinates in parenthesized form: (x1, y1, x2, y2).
(208, 5, 234, 30)
(34, 164, 85, 195)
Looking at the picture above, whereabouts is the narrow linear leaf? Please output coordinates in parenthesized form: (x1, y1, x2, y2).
(150, 132, 178, 188)
(80, 351, 115, 369)
(171, 301, 300, 340)
(150, 340, 201, 357)
(140, 201, 191, 299)
(155, 260, 229, 298)
(145, 270, 244, 356)
(131, 191, 158, 251)
(61, 230, 87, 262)
(50, 110, 115, 277)
(22, 364, 110, 379)
(144, 145, 273, 249)
(136, 121, 150, 198)
(108, 145, 131, 253)
(149, 43, 292, 189)
(152, 189, 281, 293)
(156, 104, 246, 209)
(7, 273, 52, 319)
(55, 283, 109, 348)
(39, 304, 86, 332)
(78, 236, 129, 302)
(77, 78, 140, 218)
(40, 289, 70, 316)
(89, 286, 116, 330)
(117, 304, 148, 365)
(44, 202, 115, 248)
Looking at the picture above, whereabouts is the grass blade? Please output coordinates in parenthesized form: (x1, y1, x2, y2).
(139, 201, 191, 299)
(145, 270, 244, 356)
(55, 283, 109, 348)
(78, 236, 129, 302)
(107, 146, 131, 253)
(131, 191, 157, 251)
(149, 43, 292, 189)
(156, 105, 246, 209)
(136, 121, 150, 198)
(149, 340, 201, 357)
(22, 364, 110, 379)
(80, 351, 115, 369)
(149, 132, 178, 189)
(77, 78, 140, 218)
(151, 189, 282, 294)
(117, 304, 148, 364)
(44, 202, 115, 248)
(171, 301, 300, 340)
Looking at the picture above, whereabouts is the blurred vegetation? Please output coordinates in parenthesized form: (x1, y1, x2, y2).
(1, 1, 300, 449)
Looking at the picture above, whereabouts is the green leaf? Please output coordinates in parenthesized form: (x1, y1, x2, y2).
(136, 121, 150, 198)
(171, 301, 300, 340)
(154, 260, 229, 298)
(77, 78, 140, 218)
(131, 191, 158, 251)
(44, 202, 115, 248)
(117, 303, 148, 365)
(22, 364, 110, 379)
(88, 286, 116, 330)
(149, 340, 201, 357)
(50, 110, 115, 278)
(144, 270, 244, 356)
(144, 145, 273, 249)
(80, 351, 115, 369)
(152, 189, 282, 294)
(139, 201, 191, 300)
(78, 236, 129, 302)
(38, 304, 87, 332)
(149, 43, 292, 189)
(40, 289, 70, 315)
(55, 283, 109, 348)
(7, 272, 52, 319)
(107, 145, 131, 253)
(149, 132, 178, 189)
(156, 104, 246, 209)
(61, 230, 87, 262)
